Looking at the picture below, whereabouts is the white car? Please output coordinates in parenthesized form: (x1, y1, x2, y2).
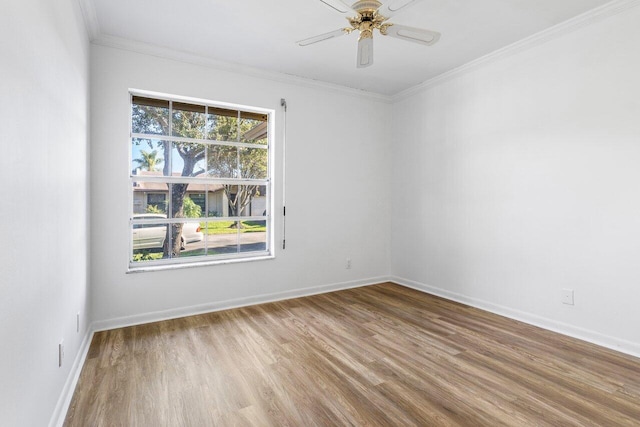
(132, 214, 204, 250)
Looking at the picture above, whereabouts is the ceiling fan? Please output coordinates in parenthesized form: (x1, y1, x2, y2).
(297, 0, 440, 68)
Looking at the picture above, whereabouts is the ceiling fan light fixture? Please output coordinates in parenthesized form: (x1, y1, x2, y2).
(357, 37, 374, 68)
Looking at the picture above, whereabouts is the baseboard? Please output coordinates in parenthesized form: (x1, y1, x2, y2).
(49, 328, 94, 427)
(390, 276, 640, 359)
(92, 276, 392, 332)
(48, 274, 638, 426)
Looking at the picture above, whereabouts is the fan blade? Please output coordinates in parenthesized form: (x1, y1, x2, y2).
(319, 0, 355, 15)
(378, 0, 425, 18)
(382, 24, 440, 46)
(297, 28, 348, 46)
(357, 37, 373, 68)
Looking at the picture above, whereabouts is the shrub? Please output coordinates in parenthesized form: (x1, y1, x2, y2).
(133, 250, 156, 261)
(146, 204, 164, 214)
(183, 197, 202, 218)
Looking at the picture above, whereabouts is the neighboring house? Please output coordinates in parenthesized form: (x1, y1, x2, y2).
(132, 170, 265, 217)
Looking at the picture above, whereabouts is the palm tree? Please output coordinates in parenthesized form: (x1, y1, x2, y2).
(133, 149, 163, 171)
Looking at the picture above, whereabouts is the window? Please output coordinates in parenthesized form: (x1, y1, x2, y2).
(146, 193, 167, 213)
(129, 92, 272, 269)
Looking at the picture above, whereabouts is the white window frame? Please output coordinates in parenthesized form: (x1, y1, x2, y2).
(128, 90, 275, 272)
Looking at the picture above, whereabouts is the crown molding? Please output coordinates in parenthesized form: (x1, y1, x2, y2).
(81, 0, 638, 102)
(75, 0, 100, 40)
(92, 34, 393, 104)
(392, 0, 640, 102)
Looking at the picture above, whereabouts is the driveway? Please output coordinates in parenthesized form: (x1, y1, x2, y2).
(182, 231, 266, 254)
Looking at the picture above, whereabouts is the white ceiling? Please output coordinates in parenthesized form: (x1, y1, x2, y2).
(88, 0, 612, 95)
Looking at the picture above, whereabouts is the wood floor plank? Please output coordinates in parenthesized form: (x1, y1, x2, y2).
(64, 283, 640, 426)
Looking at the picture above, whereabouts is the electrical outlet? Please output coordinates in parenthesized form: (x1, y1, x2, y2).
(346, 258, 352, 269)
(58, 340, 65, 367)
(561, 288, 574, 305)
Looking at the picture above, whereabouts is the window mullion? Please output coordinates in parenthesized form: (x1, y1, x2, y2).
(131, 133, 267, 149)
(204, 105, 209, 180)
(168, 100, 173, 258)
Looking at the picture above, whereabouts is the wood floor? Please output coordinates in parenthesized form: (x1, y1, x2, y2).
(65, 283, 640, 426)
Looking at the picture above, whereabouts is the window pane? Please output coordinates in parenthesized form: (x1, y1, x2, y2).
(205, 184, 226, 218)
(173, 221, 205, 258)
(133, 183, 169, 215)
(132, 192, 145, 215)
(189, 193, 206, 214)
(172, 142, 206, 176)
(132, 97, 169, 135)
(207, 145, 238, 178)
(149, 183, 228, 220)
(250, 186, 268, 217)
(172, 102, 206, 139)
(203, 221, 239, 255)
(239, 147, 268, 179)
(182, 183, 207, 219)
(131, 139, 167, 176)
(131, 222, 170, 263)
(146, 193, 167, 214)
(239, 112, 267, 144)
(227, 185, 266, 217)
(166, 183, 194, 219)
(239, 221, 267, 253)
(208, 111, 238, 141)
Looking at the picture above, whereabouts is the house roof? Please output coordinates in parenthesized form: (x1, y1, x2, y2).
(132, 171, 224, 193)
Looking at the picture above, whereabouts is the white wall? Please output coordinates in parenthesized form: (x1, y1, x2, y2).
(391, 5, 640, 355)
(90, 45, 391, 325)
(3, 2, 637, 425)
(0, 0, 90, 426)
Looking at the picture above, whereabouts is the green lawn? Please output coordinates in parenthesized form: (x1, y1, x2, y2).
(201, 220, 266, 235)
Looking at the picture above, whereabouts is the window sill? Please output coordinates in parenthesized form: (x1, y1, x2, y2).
(127, 253, 275, 273)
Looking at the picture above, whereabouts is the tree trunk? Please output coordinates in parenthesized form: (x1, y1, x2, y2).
(161, 146, 193, 258)
(224, 185, 258, 219)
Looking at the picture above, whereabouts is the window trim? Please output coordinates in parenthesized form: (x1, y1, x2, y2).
(127, 89, 276, 272)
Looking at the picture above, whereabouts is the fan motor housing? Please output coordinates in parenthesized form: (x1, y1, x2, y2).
(352, 0, 382, 13)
